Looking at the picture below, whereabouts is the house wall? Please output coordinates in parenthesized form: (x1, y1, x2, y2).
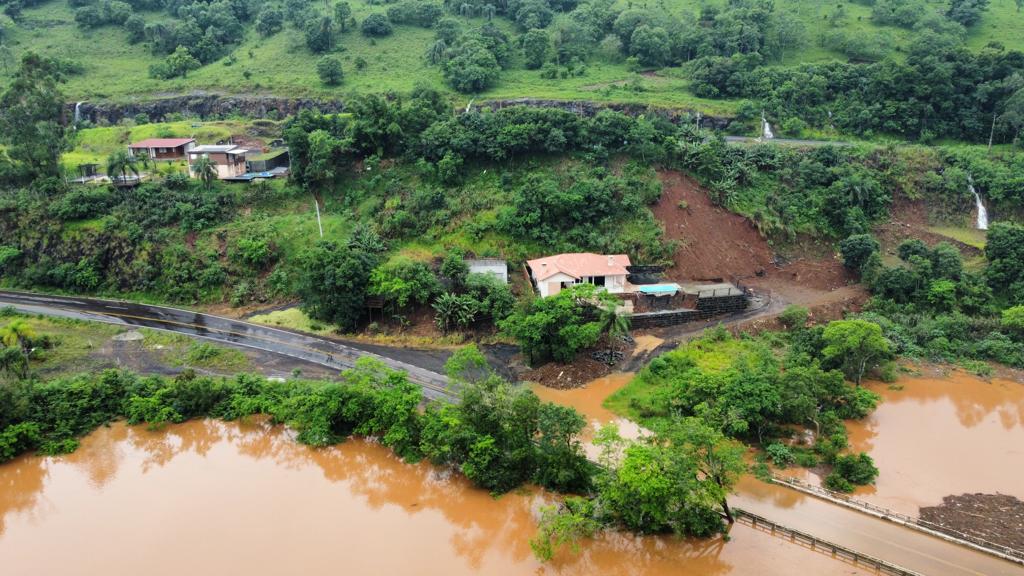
(131, 142, 195, 160)
(532, 272, 627, 297)
(189, 152, 247, 179)
(604, 274, 626, 293)
(534, 272, 575, 297)
(468, 262, 508, 283)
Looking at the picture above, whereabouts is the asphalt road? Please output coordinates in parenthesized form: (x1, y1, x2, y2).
(0, 290, 455, 401)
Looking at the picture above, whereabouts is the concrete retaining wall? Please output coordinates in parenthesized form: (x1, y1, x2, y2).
(631, 294, 749, 328)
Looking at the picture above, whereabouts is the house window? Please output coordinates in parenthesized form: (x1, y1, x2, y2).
(594, 276, 606, 287)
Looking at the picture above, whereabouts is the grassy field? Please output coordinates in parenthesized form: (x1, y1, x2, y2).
(139, 328, 252, 371)
(0, 312, 123, 376)
(2, 0, 1021, 108)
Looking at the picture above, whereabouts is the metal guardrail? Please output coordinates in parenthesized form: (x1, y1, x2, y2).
(735, 509, 924, 576)
(773, 476, 1024, 565)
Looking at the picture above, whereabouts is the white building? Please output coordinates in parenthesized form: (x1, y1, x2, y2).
(526, 253, 631, 298)
(187, 144, 249, 179)
(466, 258, 508, 283)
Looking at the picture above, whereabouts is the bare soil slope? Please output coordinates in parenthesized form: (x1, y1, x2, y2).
(653, 171, 775, 282)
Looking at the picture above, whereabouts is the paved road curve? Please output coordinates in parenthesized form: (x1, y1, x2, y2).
(0, 290, 454, 401)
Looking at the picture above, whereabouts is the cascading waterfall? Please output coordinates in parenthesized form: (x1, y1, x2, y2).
(74, 101, 83, 125)
(761, 113, 774, 140)
(969, 176, 988, 230)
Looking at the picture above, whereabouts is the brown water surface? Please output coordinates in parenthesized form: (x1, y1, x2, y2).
(0, 420, 877, 576)
(535, 373, 1024, 576)
(531, 373, 644, 438)
(847, 372, 1024, 515)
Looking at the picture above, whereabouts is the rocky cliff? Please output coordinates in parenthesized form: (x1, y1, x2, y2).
(70, 94, 347, 125)
(68, 93, 734, 129)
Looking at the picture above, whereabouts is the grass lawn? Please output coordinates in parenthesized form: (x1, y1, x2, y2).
(139, 328, 252, 371)
(0, 312, 123, 376)
(927, 225, 988, 249)
(2, 0, 1021, 109)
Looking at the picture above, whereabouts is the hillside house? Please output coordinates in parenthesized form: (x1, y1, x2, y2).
(128, 138, 195, 160)
(187, 144, 249, 179)
(527, 253, 631, 298)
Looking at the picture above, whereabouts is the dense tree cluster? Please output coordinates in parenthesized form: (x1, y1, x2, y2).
(840, 224, 1024, 369)
(690, 42, 1024, 142)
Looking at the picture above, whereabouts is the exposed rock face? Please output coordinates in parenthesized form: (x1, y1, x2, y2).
(68, 93, 735, 129)
(477, 98, 734, 129)
(70, 94, 347, 125)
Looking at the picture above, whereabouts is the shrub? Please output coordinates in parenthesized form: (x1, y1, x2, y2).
(361, 13, 393, 36)
(832, 452, 879, 486)
(839, 234, 880, 272)
(316, 56, 344, 86)
(778, 305, 809, 331)
(765, 442, 795, 467)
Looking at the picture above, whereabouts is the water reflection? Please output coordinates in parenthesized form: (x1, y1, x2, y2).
(0, 419, 873, 576)
(847, 373, 1024, 514)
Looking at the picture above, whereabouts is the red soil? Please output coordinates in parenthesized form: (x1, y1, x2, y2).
(653, 171, 775, 282)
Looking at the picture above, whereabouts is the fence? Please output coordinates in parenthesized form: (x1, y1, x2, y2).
(773, 476, 1024, 565)
(735, 509, 924, 576)
(695, 286, 745, 298)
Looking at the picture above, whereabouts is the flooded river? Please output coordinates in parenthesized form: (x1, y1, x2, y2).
(2, 369, 1021, 576)
(0, 420, 873, 576)
(846, 371, 1024, 515)
(531, 371, 1024, 576)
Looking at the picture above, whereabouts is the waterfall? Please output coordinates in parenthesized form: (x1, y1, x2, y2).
(761, 113, 774, 140)
(74, 101, 83, 125)
(969, 176, 988, 230)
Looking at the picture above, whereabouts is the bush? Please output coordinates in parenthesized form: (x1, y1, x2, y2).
(778, 305, 809, 331)
(361, 13, 393, 36)
(839, 234, 880, 272)
(765, 443, 795, 467)
(831, 452, 878, 487)
(316, 56, 344, 86)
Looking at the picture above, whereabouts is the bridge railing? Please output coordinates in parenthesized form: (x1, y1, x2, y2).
(734, 508, 923, 576)
(773, 475, 1024, 565)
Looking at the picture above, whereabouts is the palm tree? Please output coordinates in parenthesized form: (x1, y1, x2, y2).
(598, 302, 631, 362)
(482, 3, 496, 20)
(106, 150, 139, 184)
(191, 155, 217, 190)
(0, 319, 36, 378)
(426, 39, 448, 65)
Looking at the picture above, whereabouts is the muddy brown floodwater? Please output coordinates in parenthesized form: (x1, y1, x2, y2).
(0, 419, 878, 576)
(846, 371, 1024, 515)
(531, 371, 1024, 576)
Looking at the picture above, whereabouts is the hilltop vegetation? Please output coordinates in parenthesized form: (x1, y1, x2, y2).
(1, 0, 1024, 142)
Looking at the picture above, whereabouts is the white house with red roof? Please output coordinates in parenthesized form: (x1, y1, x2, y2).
(526, 253, 631, 298)
(127, 138, 196, 160)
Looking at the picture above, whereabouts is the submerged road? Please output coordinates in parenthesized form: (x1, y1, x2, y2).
(733, 477, 1024, 576)
(0, 290, 454, 401)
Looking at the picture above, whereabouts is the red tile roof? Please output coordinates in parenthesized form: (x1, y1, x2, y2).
(527, 253, 631, 282)
(128, 138, 195, 148)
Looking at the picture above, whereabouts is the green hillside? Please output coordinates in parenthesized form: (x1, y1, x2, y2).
(0, 0, 1021, 113)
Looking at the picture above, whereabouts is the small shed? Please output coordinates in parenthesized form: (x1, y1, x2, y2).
(247, 149, 289, 172)
(466, 258, 508, 284)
